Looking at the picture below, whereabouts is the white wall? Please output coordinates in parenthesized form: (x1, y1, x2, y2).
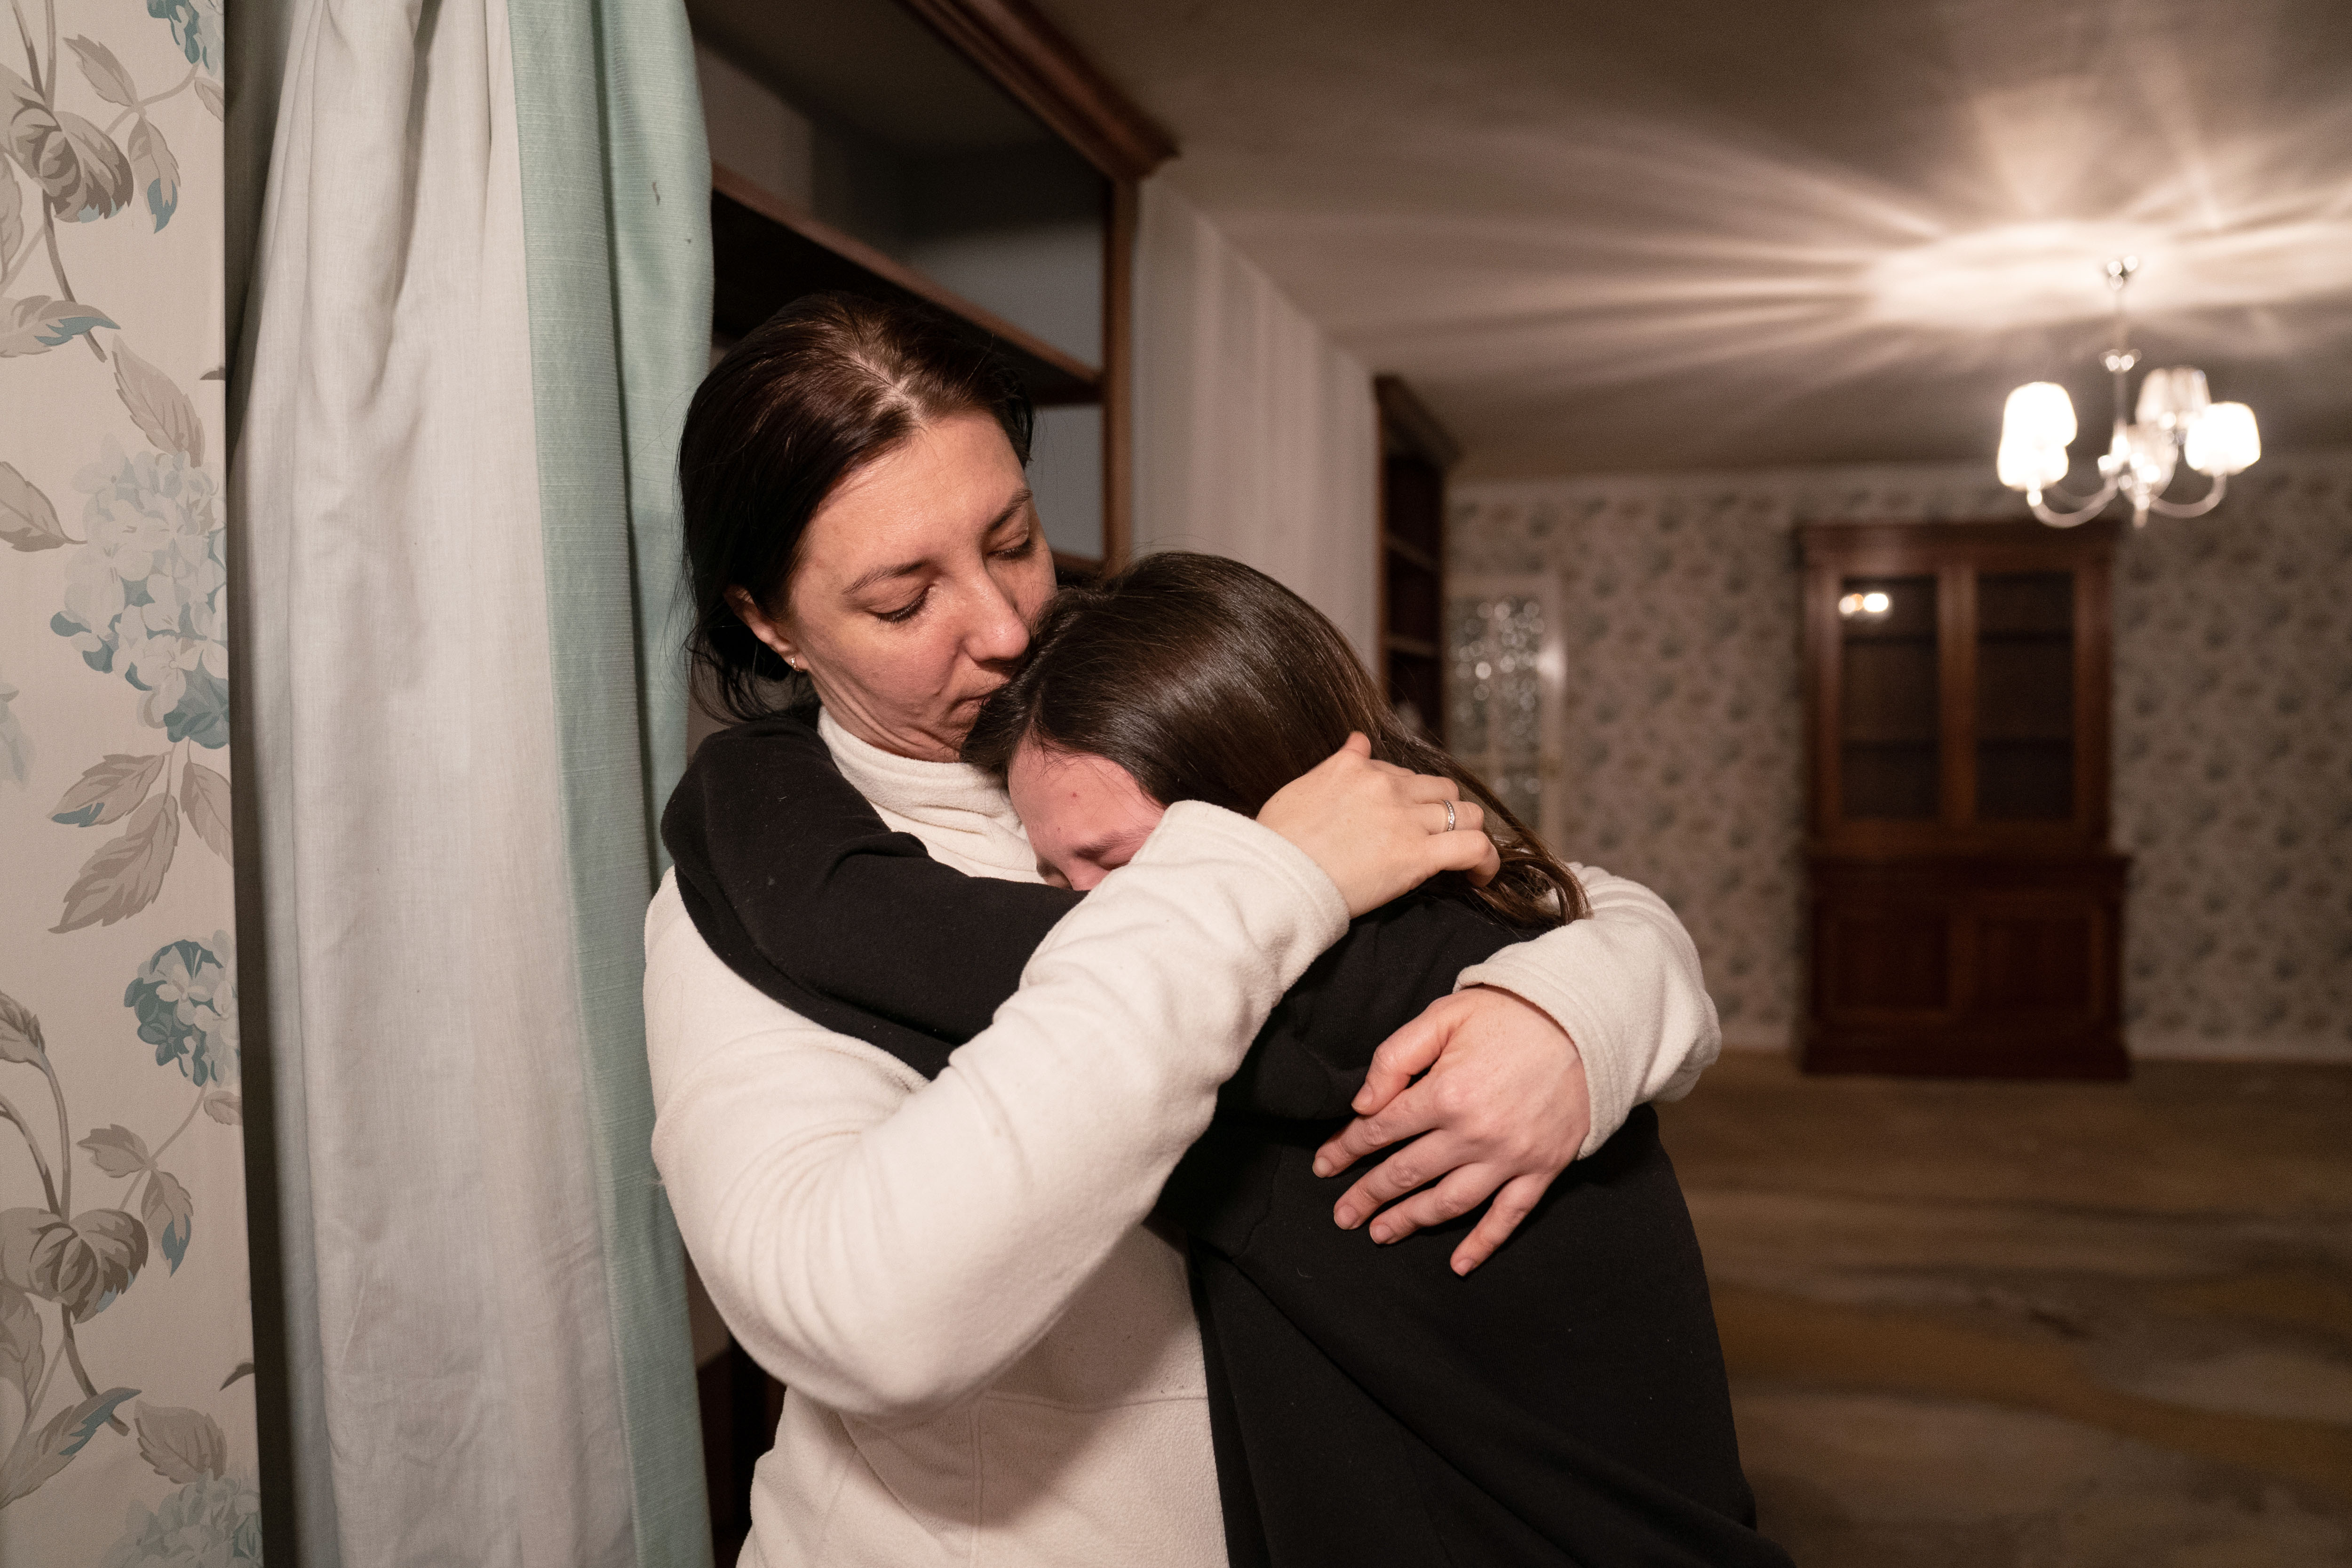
(1132, 176, 1380, 661)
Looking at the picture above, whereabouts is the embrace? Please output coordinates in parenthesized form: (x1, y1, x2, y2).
(646, 294, 1789, 1568)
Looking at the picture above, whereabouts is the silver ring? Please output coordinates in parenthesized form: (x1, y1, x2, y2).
(1442, 799, 1456, 833)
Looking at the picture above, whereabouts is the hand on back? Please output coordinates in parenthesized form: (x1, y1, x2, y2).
(1313, 985, 1590, 1275)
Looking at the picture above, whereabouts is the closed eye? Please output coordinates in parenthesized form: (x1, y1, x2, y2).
(874, 588, 929, 624)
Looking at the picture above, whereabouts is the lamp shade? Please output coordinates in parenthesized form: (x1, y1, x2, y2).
(2135, 366, 2210, 430)
(2185, 401, 2260, 476)
(2001, 382, 2077, 451)
(1998, 438, 2070, 491)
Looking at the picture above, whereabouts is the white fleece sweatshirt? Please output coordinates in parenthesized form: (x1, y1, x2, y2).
(644, 714, 1722, 1568)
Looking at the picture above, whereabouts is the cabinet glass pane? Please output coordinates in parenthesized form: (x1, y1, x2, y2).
(1976, 571, 2074, 820)
(1448, 594, 1545, 827)
(1838, 575, 1939, 820)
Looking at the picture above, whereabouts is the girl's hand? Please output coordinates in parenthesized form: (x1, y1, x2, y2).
(1310, 985, 1589, 1275)
(1257, 734, 1501, 917)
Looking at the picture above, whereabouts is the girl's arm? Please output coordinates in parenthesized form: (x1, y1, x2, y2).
(664, 712, 1075, 1044)
(648, 801, 1348, 1422)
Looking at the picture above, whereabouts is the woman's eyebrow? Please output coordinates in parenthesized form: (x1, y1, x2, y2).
(988, 488, 1035, 532)
(842, 489, 1036, 597)
(844, 558, 930, 596)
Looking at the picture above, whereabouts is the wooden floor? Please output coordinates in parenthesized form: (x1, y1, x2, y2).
(1657, 1051, 2352, 1566)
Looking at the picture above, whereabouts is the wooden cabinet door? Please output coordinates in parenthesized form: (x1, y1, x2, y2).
(1804, 524, 2115, 858)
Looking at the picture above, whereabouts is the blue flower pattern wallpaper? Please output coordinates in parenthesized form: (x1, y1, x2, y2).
(0, 1, 259, 1562)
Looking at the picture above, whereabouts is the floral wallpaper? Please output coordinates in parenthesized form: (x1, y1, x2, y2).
(0, 3, 259, 1564)
(1452, 456, 2352, 1059)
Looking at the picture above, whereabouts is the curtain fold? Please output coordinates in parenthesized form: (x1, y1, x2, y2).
(507, 0, 711, 1562)
(1131, 176, 1380, 659)
(230, 0, 708, 1562)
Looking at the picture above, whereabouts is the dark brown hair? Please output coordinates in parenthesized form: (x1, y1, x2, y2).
(679, 291, 1035, 721)
(962, 552, 1588, 928)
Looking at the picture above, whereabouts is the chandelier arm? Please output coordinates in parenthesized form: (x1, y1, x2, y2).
(2147, 471, 2227, 518)
(2026, 476, 2120, 527)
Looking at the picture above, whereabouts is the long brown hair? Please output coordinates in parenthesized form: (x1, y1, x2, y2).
(962, 552, 1588, 928)
(679, 292, 1035, 721)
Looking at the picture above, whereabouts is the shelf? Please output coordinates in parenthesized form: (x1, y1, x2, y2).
(710, 162, 1103, 408)
(1384, 634, 1439, 659)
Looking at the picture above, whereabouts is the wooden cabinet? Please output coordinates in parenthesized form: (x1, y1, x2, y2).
(1801, 523, 2129, 1078)
(1374, 376, 1460, 740)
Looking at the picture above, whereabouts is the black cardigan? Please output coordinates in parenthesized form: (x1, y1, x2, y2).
(664, 710, 1789, 1568)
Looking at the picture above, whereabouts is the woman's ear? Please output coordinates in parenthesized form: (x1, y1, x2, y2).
(725, 585, 803, 670)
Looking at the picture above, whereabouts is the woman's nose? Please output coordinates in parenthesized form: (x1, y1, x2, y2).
(966, 578, 1031, 664)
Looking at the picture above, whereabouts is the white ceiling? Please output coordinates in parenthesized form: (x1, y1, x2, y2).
(1038, 0, 2352, 477)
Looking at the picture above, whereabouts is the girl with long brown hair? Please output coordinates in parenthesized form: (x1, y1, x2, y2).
(952, 552, 1783, 1567)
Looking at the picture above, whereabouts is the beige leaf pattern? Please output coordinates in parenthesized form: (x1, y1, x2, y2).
(111, 342, 202, 465)
(0, 294, 119, 357)
(0, 1386, 139, 1507)
(133, 1401, 227, 1485)
(0, 988, 42, 1064)
(79, 1124, 155, 1178)
(0, 166, 21, 273)
(0, 1280, 40, 1408)
(64, 36, 138, 110)
(0, 461, 68, 550)
(52, 791, 179, 933)
(182, 756, 232, 859)
(50, 750, 167, 827)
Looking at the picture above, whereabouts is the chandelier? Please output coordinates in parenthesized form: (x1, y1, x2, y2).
(1995, 257, 2260, 528)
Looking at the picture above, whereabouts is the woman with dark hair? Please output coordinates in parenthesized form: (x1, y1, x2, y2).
(649, 292, 1727, 1567)
(959, 552, 1786, 1566)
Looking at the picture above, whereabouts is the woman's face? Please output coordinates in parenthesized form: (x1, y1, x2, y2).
(729, 410, 1058, 761)
(1006, 740, 1166, 891)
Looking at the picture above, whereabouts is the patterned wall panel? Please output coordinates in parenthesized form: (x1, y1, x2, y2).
(1454, 458, 2352, 1059)
(0, 4, 260, 1562)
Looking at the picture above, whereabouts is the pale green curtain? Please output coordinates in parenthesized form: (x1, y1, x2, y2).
(230, 0, 710, 1561)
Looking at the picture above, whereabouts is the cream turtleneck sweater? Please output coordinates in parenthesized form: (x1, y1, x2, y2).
(644, 712, 1721, 1568)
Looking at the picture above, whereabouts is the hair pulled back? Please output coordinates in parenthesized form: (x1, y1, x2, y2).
(679, 291, 1035, 721)
(962, 551, 1589, 929)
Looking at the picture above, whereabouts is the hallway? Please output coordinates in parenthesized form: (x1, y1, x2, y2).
(1659, 1053, 2352, 1564)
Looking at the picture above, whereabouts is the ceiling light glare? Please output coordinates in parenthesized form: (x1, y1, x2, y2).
(2185, 402, 2261, 476)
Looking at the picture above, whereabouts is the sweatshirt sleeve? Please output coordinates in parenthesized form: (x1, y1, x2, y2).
(647, 801, 1349, 1425)
(1449, 864, 1722, 1159)
(663, 711, 1077, 1043)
